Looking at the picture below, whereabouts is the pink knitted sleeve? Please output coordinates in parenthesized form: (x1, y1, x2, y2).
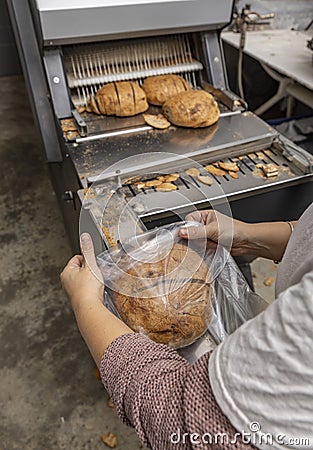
(100, 333, 255, 450)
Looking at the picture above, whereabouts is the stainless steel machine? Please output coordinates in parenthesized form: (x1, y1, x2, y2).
(7, 0, 313, 254)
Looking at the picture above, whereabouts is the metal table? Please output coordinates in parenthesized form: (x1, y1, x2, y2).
(222, 29, 313, 115)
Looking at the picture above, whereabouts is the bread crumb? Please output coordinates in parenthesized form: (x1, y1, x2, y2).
(145, 179, 163, 187)
(107, 398, 114, 409)
(156, 182, 177, 191)
(261, 163, 279, 178)
(205, 165, 226, 176)
(101, 225, 117, 247)
(83, 187, 95, 199)
(61, 118, 77, 132)
(164, 173, 179, 182)
(101, 432, 118, 448)
(185, 167, 200, 177)
(252, 169, 267, 179)
(219, 161, 239, 172)
(228, 171, 239, 179)
(134, 181, 146, 189)
(198, 175, 213, 185)
(256, 151, 265, 159)
(77, 105, 86, 114)
(263, 277, 274, 287)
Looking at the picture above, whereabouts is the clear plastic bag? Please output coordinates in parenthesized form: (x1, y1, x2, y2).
(207, 254, 267, 343)
(97, 222, 268, 352)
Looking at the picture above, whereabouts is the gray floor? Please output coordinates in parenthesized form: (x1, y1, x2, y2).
(0, 75, 278, 450)
(0, 76, 142, 450)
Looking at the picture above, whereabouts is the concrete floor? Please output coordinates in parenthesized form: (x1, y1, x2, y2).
(0, 76, 142, 450)
(0, 75, 278, 450)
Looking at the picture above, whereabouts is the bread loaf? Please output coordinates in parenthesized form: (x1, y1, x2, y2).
(96, 83, 119, 115)
(163, 90, 220, 128)
(142, 74, 191, 106)
(113, 243, 214, 348)
(95, 81, 148, 116)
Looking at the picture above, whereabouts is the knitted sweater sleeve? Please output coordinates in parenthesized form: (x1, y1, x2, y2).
(100, 333, 255, 450)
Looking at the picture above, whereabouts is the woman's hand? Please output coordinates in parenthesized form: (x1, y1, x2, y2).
(179, 210, 296, 261)
(179, 210, 249, 256)
(60, 233, 132, 367)
(61, 233, 104, 306)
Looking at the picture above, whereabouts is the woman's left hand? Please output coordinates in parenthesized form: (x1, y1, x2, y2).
(61, 233, 104, 306)
(61, 233, 132, 367)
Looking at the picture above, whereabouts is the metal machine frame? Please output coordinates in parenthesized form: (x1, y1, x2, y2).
(7, 0, 313, 254)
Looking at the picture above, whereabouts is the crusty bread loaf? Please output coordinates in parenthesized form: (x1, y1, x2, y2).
(113, 243, 214, 348)
(162, 90, 220, 128)
(96, 83, 119, 115)
(115, 81, 135, 116)
(131, 82, 150, 115)
(95, 81, 148, 116)
(142, 74, 191, 106)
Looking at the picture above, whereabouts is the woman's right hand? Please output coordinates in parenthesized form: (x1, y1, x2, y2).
(179, 210, 295, 261)
(179, 210, 250, 256)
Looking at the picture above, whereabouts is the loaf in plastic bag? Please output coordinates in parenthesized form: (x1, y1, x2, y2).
(97, 222, 268, 351)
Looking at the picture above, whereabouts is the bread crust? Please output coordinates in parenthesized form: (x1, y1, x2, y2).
(205, 164, 226, 176)
(142, 74, 191, 106)
(113, 243, 214, 348)
(97, 83, 119, 115)
(89, 95, 101, 115)
(115, 81, 135, 116)
(96, 81, 148, 116)
(131, 82, 150, 115)
(218, 161, 239, 172)
(163, 90, 220, 128)
(143, 113, 171, 129)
